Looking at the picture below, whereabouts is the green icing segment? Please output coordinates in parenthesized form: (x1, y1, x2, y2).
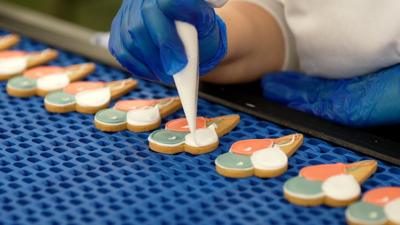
(95, 109, 127, 124)
(284, 176, 323, 198)
(149, 129, 186, 146)
(45, 91, 76, 106)
(8, 76, 36, 90)
(346, 202, 387, 224)
(215, 152, 253, 170)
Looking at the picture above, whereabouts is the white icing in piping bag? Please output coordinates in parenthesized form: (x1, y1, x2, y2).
(173, 0, 229, 140)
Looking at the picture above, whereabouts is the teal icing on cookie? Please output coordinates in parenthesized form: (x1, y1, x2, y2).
(284, 176, 324, 199)
(95, 109, 127, 125)
(45, 91, 76, 106)
(346, 202, 387, 225)
(8, 76, 36, 90)
(149, 129, 186, 146)
(215, 152, 253, 170)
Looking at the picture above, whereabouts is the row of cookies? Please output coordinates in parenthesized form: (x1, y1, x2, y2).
(214, 136, 399, 225)
(2, 34, 398, 225)
(0, 35, 240, 156)
(0, 34, 139, 114)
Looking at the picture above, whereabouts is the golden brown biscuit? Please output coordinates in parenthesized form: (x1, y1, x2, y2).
(0, 49, 58, 81)
(7, 63, 95, 97)
(215, 134, 303, 178)
(94, 97, 182, 133)
(44, 79, 137, 114)
(148, 115, 240, 155)
(283, 160, 377, 207)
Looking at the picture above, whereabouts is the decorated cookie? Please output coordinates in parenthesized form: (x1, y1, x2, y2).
(44, 79, 138, 114)
(0, 49, 58, 81)
(95, 97, 182, 132)
(0, 34, 20, 50)
(7, 63, 95, 97)
(215, 134, 303, 178)
(284, 160, 378, 207)
(346, 187, 400, 225)
(148, 115, 240, 155)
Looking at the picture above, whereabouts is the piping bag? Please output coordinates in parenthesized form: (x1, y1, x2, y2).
(173, 0, 229, 142)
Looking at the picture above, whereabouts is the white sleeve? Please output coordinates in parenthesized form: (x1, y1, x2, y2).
(282, 0, 400, 78)
(233, 0, 299, 71)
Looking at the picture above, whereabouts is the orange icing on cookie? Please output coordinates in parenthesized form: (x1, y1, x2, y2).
(363, 187, 400, 207)
(166, 117, 207, 132)
(300, 163, 347, 181)
(230, 139, 274, 155)
(63, 81, 105, 95)
(114, 99, 160, 112)
(23, 66, 64, 79)
(0, 51, 26, 58)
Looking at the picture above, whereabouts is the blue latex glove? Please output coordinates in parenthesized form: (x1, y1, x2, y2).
(262, 64, 400, 127)
(109, 0, 227, 84)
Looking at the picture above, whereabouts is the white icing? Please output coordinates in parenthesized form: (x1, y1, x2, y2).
(75, 87, 111, 107)
(157, 98, 175, 109)
(322, 174, 361, 201)
(127, 106, 161, 126)
(0, 56, 28, 76)
(36, 73, 70, 91)
(384, 198, 400, 224)
(275, 135, 296, 147)
(250, 146, 288, 170)
(173, 22, 199, 135)
(185, 127, 219, 147)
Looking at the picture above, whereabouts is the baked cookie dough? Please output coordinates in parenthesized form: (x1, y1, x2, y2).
(346, 187, 400, 225)
(44, 78, 137, 114)
(95, 97, 181, 132)
(0, 34, 20, 50)
(284, 160, 378, 207)
(215, 134, 303, 178)
(7, 63, 95, 97)
(0, 49, 58, 81)
(148, 115, 240, 155)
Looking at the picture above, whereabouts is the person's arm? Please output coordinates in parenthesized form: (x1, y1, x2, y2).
(109, 0, 286, 85)
(203, 1, 285, 84)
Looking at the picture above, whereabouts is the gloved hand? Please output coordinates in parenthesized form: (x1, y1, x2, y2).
(109, 0, 227, 84)
(262, 64, 400, 127)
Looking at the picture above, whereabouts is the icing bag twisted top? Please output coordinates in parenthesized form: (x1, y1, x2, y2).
(109, 0, 227, 84)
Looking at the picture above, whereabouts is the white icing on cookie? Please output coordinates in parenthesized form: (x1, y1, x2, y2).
(384, 198, 400, 224)
(36, 73, 70, 91)
(322, 174, 361, 201)
(75, 87, 111, 107)
(0, 56, 28, 75)
(185, 127, 219, 147)
(157, 98, 175, 109)
(250, 146, 288, 170)
(127, 106, 161, 126)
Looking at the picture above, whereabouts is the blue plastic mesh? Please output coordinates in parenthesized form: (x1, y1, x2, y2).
(0, 30, 399, 225)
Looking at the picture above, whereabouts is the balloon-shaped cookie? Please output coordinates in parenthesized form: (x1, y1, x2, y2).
(346, 187, 400, 225)
(44, 79, 138, 114)
(148, 115, 240, 155)
(284, 160, 378, 207)
(7, 63, 95, 97)
(95, 97, 182, 132)
(215, 134, 303, 178)
(0, 49, 58, 81)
